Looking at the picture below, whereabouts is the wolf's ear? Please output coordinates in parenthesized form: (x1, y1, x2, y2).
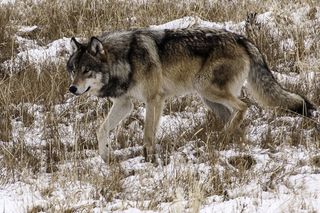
(88, 37, 105, 55)
(70, 37, 81, 53)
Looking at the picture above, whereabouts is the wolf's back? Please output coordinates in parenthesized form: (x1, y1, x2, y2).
(240, 39, 314, 116)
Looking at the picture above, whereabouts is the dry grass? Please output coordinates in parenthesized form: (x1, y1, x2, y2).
(10, 0, 318, 42)
(11, 0, 269, 42)
(0, 62, 68, 105)
(0, 5, 18, 64)
(0, 0, 319, 212)
(0, 62, 69, 145)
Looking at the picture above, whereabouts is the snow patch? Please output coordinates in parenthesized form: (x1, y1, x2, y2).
(2, 37, 71, 72)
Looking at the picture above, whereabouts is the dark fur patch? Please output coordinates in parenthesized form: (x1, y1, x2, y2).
(99, 76, 131, 98)
(128, 31, 157, 76)
(129, 34, 148, 62)
(156, 30, 209, 59)
(155, 29, 242, 63)
(211, 63, 231, 88)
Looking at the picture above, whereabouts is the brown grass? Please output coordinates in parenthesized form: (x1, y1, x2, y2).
(0, 62, 69, 105)
(228, 154, 256, 170)
(10, 0, 315, 42)
(1, 140, 41, 175)
(0, 5, 18, 63)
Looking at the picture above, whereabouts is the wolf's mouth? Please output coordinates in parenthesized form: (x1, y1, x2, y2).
(84, 86, 91, 93)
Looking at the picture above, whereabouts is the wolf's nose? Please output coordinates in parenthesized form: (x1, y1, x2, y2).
(69, 86, 77, 94)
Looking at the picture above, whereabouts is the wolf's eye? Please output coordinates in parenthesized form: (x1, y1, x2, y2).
(83, 69, 91, 74)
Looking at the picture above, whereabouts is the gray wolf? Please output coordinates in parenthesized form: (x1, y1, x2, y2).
(66, 28, 314, 162)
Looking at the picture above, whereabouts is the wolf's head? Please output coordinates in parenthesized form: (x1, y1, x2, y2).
(68, 36, 133, 99)
(66, 37, 108, 97)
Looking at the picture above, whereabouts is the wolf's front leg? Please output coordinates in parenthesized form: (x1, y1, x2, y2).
(143, 95, 165, 163)
(97, 98, 133, 162)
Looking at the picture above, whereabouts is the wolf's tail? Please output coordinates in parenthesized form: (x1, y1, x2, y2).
(241, 39, 315, 116)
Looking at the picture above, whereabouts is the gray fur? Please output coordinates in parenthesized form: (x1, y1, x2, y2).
(203, 98, 232, 124)
(243, 41, 314, 116)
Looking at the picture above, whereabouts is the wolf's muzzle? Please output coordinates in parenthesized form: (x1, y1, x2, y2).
(69, 85, 91, 95)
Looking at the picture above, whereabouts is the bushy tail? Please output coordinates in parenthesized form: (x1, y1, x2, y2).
(242, 40, 315, 116)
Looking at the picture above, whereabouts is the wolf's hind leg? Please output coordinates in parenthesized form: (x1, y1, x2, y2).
(97, 98, 133, 162)
(143, 94, 165, 163)
(202, 98, 232, 125)
(221, 95, 247, 132)
(199, 90, 247, 132)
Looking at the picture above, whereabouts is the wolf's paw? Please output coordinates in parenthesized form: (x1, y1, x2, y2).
(99, 151, 112, 163)
(143, 146, 158, 165)
(142, 145, 170, 166)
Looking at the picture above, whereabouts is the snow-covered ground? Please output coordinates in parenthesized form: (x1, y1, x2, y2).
(0, 2, 320, 213)
(0, 0, 15, 4)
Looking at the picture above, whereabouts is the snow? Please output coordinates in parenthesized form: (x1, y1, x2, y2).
(199, 173, 320, 213)
(150, 15, 244, 33)
(1, 2, 320, 213)
(0, 0, 43, 5)
(0, 181, 47, 213)
(150, 16, 223, 30)
(0, 0, 15, 4)
(2, 37, 71, 72)
(17, 25, 39, 34)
